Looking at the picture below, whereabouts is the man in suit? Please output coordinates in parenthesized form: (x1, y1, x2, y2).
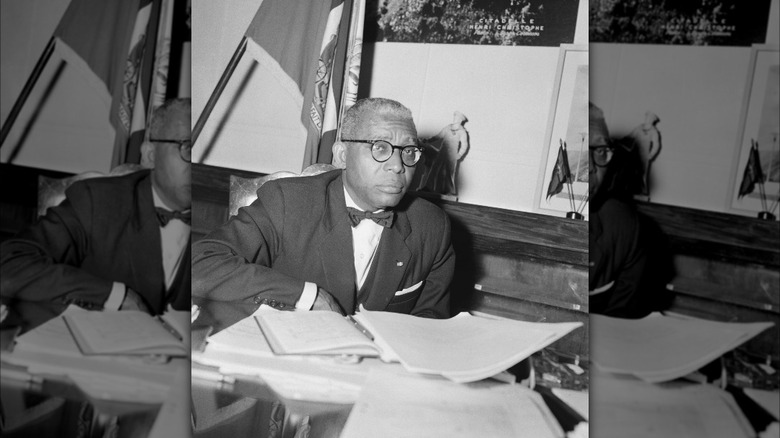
(193, 98, 455, 318)
(0, 98, 191, 315)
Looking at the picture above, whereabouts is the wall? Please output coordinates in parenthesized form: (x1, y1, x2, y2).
(363, 0, 589, 212)
(190, 0, 308, 174)
(590, 0, 780, 216)
(191, 0, 590, 214)
(0, 0, 115, 174)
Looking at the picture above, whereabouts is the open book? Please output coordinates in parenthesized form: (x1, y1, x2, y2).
(254, 307, 582, 383)
(63, 310, 189, 356)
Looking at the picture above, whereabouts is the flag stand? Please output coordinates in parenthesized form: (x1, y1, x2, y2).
(0, 37, 57, 148)
(757, 211, 776, 221)
(566, 211, 584, 220)
(191, 36, 247, 147)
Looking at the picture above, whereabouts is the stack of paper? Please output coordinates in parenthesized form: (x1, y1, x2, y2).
(355, 308, 583, 383)
(340, 367, 564, 438)
(5, 307, 185, 403)
(590, 372, 754, 438)
(591, 312, 774, 383)
(192, 315, 375, 404)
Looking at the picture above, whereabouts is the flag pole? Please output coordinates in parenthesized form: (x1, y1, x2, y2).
(0, 37, 57, 148)
(191, 36, 247, 147)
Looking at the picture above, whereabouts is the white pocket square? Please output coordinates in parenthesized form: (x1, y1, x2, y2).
(394, 281, 423, 296)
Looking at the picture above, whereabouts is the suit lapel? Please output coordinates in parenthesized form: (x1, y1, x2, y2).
(361, 211, 411, 311)
(318, 174, 358, 312)
(167, 238, 191, 310)
(126, 175, 166, 313)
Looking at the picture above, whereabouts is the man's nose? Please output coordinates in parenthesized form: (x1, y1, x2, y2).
(383, 148, 405, 173)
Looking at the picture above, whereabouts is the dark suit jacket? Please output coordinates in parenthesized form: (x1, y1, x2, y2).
(589, 198, 648, 317)
(0, 170, 190, 315)
(192, 170, 455, 318)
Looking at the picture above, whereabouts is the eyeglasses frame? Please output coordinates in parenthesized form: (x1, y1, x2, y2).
(150, 139, 192, 163)
(341, 139, 423, 167)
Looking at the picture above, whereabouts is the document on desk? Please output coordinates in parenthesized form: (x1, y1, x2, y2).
(590, 372, 754, 438)
(591, 312, 774, 383)
(205, 314, 275, 357)
(255, 309, 380, 356)
(340, 367, 564, 438)
(64, 310, 188, 356)
(5, 308, 181, 403)
(251, 307, 581, 383)
(353, 307, 582, 383)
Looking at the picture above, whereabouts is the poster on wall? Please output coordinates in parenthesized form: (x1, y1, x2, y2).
(535, 45, 589, 218)
(364, 0, 579, 46)
(729, 45, 780, 220)
(590, 0, 773, 46)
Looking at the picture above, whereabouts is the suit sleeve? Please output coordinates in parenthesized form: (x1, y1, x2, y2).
(0, 182, 113, 308)
(192, 181, 306, 307)
(410, 210, 455, 319)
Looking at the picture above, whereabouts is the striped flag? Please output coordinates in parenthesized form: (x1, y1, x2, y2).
(244, 0, 364, 168)
(738, 141, 765, 198)
(546, 142, 573, 200)
(53, 0, 161, 166)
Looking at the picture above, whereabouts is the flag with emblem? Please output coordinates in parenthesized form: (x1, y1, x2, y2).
(243, 0, 364, 168)
(738, 141, 765, 198)
(53, 0, 162, 166)
(546, 141, 573, 200)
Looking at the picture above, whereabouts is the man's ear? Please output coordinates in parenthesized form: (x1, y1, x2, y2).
(332, 141, 347, 169)
(140, 142, 155, 169)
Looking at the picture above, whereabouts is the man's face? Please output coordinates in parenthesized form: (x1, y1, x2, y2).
(342, 114, 417, 211)
(589, 146, 611, 195)
(152, 141, 191, 211)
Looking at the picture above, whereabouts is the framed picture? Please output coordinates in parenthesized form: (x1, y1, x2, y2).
(534, 44, 589, 218)
(727, 45, 780, 219)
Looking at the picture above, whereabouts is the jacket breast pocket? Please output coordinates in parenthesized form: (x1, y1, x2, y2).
(384, 281, 423, 314)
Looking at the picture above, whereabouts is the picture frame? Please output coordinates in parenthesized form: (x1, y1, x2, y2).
(727, 45, 780, 219)
(534, 44, 589, 218)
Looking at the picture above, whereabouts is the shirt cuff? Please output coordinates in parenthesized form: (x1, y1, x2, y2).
(105, 282, 127, 310)
(295, 282, 318, 310)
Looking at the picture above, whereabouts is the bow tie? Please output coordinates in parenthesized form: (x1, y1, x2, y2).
(155, 207, 191, 226)
(346, 207, 394, 228)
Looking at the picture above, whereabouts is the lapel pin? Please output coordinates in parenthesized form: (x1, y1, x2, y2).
(396, 261, 404, 267)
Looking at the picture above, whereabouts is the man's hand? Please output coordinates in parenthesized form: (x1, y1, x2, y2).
(120, 288, 152, 313)
(311, 288, 345, 315)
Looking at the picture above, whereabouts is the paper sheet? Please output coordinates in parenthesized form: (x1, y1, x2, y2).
(744, 388, 780, 420)
(340, 367, 564, 438)
(590, 372, 754, 438)
(355, 308, 582, 382)
(591, 313, 774, 383)
(552, 388, 589, 420)
(205, 315, 274, 357)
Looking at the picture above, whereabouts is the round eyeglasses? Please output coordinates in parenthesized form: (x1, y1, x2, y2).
(151, 139, 192, 163)
(341, 139, 423, 167)
(589, 146, 614, 168)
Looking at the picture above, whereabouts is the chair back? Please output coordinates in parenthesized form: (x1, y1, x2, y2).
(37, 164, 145, 217)
(228, 164, 336, 218)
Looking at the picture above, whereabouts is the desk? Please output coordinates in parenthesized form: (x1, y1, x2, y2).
(191, 298, 588, 438)
(0, 300, 176, 438)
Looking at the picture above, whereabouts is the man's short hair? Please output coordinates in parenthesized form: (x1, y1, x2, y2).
(340, 98, 415, 140)
(149, 98, 191, 141)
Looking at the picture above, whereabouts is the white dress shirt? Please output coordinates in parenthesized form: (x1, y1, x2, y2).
(295, 186, 385, 310)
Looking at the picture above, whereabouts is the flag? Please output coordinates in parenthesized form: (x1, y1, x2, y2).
(124, 0, 175, 165)
(738, 142, 765, 198)
(546, 142, 573, 200)
(53, 0, 160, 166)
(243, 0, 363, 169)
